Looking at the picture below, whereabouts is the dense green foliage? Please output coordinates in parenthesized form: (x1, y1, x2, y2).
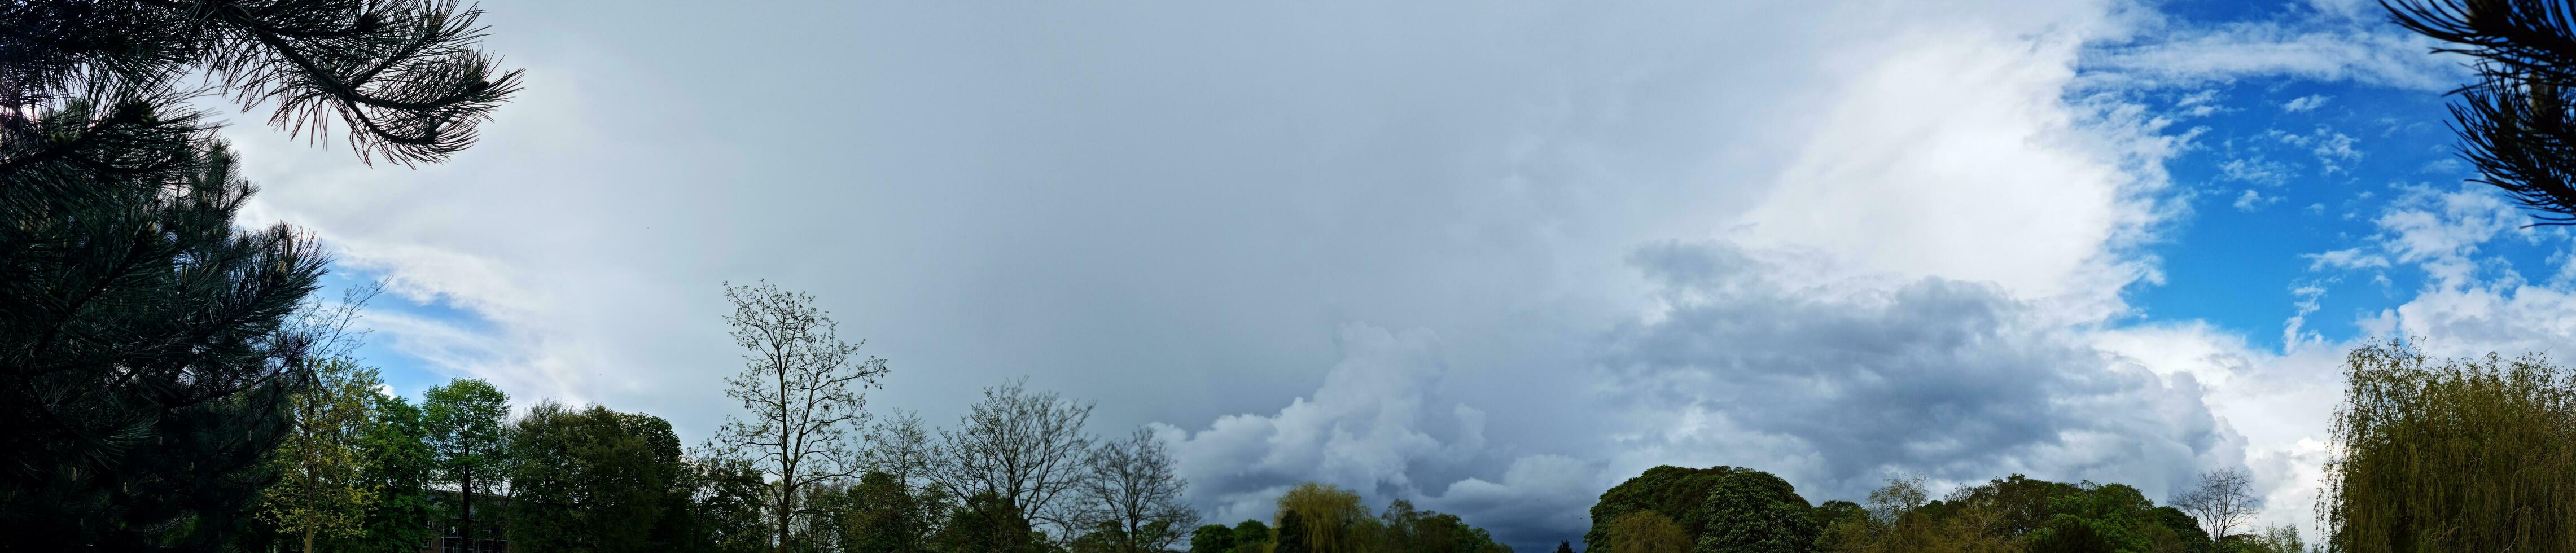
(2319, 341, 2576, 552)
(352, 394, 439, 553)
(505, 402, 692, 553)
(425, 378, 512, 551)
(1585, 466, 1817, 553)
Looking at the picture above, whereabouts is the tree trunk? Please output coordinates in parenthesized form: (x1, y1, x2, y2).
(303, 528, 314, 553)
(462, 469, 476, 553)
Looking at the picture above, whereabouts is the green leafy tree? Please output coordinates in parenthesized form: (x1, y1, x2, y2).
(352, 393, 439, 553)
(1, 0, 515, 543)
(505, 402, 690, 553)
(1193, 524, 1240, 553)
(688, 455, 778, 553)
(2319, 341, 2576, 552)
(1376, 499, 1511, 553)
(259, 358, 385, 552)
(424, 378, 512, 553)
(1234, 519, 1277, 553)
(1695, 469, 1816, 553)
(1555, 542, 1575, 553)
(1584, 466, 1817, 553)
(708, 280, 891, 553)
(1609, 510, 1692, 553)
(828, 471, 935, 553)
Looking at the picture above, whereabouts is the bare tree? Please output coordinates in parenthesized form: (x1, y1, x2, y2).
(1078, 428, 1200, 553)
(2175, 468, 2259, 540)
(927, 378, 1098, 539)
(708, 280, 891, 553)
(864, 409, 941, 486)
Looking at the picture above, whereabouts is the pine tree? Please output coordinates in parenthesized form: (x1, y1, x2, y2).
(2391, 0, 2576, 224)
(1, 1, 518, 547)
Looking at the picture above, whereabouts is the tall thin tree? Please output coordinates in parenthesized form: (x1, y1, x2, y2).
(424, 378, 512, 553)
(708, 280, 891, 553)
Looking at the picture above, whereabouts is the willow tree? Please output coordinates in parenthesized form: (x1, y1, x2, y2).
(1274, 482, 1372, 553)
(709, 280, 891, 553)
(2318, 341, 2576, 552)
(0, 0, 517, 546)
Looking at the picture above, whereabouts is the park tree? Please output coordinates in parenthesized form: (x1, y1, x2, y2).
(353, 393, 439, 553)
(1233, 519, 1277, 553)
(686, 455, 779, 553)
(829, 471, 936, 553)
(928, 378, 1097, 539)
(1609, 511, 1692, 553)
(0, 1, 515, 547)
(708, 280, 891, 553)
(505, 402, 690, 553)
(1191, 524, 1239, 553)
(1273, 482, 1374, 553)
(424, 378, 512, 553)
(1377, 499, 1511, 553)
(1694, 468, 1817, 553)
(1584, 465, 1818, 553)
(2318, 341, 2576, 552)
(257, 358, 385, 553)
(1078, 428, 1200, 553)
(2172, 468, 2258, 541)
(1276, 510, 1313, 553)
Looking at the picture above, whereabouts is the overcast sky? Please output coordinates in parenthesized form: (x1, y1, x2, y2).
(216, 0, 2569, 549)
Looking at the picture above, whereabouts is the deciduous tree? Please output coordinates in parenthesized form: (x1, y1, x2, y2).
(928, 378, 1096, 539)
(424, 378, 511, 553)
(259, 358, 384, 553)
(2172, 468, 2257, 541)
(708, 280, 890, 553)
(1078, 428, 1199, 553)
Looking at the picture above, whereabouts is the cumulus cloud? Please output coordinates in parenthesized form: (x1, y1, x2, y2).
(1593, 243, 2235, 502)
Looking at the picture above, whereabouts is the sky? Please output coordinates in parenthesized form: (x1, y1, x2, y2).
(213, 0, 2576, 549)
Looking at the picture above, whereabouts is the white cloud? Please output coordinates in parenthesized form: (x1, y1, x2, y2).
(2281, 94, 2332, 112)
(2235, 189, 2281, 212)
(2084, 19, 2465, 91)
